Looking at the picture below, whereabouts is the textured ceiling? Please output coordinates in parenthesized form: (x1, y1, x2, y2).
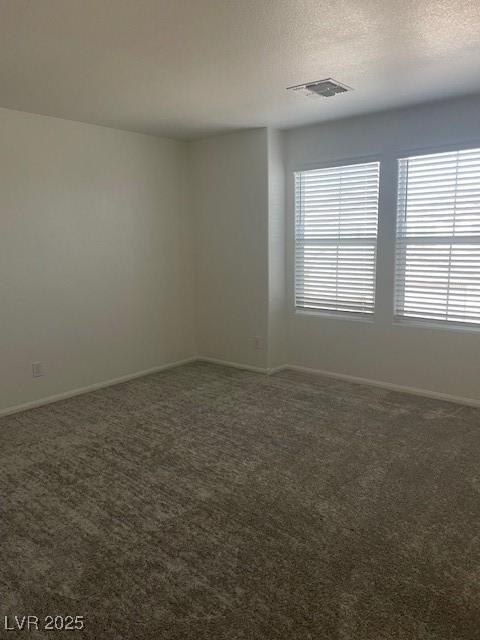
(1, 0, 480, 139)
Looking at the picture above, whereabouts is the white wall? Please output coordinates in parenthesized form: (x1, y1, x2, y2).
(0, 108, 195, 413)
(285, 95, 480, 401)
(190, 129, 270, 369)
(267, 129, 287, 370)
(3, 94, 480, 413)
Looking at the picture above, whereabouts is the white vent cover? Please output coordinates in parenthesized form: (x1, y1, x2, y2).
(287, 78, 352, 98)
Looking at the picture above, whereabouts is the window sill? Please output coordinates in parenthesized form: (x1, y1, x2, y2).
(295, 308, 375, 324)
(393, 318, 480, 335)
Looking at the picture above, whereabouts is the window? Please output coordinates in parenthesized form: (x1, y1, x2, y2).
(395, 147, 480, 326)
(295, 161, 380, 315)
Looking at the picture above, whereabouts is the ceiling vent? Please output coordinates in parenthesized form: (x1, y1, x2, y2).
(287, 78, 352, 98)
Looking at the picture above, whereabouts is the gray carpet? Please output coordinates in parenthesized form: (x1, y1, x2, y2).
(1, 362, 480, 639)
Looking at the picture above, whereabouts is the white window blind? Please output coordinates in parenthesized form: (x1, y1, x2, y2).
(395, 147, 480, 326)
(295, 161, 380, 315)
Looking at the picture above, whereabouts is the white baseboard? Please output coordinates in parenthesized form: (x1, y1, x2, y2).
(284, 364, 480, 408)
(0, 356, 198, 418)
(196, 356, 289, 376)
(197, 356, 269, 375)
(2, 355, 478, 416)
(267, 364, 289, 375)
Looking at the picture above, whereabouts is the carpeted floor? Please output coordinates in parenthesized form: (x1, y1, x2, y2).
(1, 362, 480, 639)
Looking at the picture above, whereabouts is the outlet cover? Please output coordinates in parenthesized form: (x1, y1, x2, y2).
(251, 336, 263, 351)
(32, 362, 44, 378)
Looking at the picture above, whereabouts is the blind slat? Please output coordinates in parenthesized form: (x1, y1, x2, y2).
(395, 148, 480, 325)
(295, 161, 380, 314)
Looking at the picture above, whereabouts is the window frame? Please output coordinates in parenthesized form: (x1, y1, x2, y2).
(292, 155, 382, 320)
(392, 142, 480, 332)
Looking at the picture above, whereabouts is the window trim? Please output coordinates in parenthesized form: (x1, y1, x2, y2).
(295, 307, 375, 325)
(394, 140, 480, 163)
(393, 143, 480, 330)
(393, 316, 480, 335)
(293, 156, 381, 319)
(291, 153, 382, 176)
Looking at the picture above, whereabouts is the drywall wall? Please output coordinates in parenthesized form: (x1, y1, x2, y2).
(3, 93, 480, 412)
(267, 129, 287, 370)
(0, 107, 195, 413)
(285, 94, 480, 401)
(190, 129, 270, 369)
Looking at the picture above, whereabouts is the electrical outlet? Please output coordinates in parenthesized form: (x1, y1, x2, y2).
(251, 336, 263, 351)
(32, 362, 44, 378)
